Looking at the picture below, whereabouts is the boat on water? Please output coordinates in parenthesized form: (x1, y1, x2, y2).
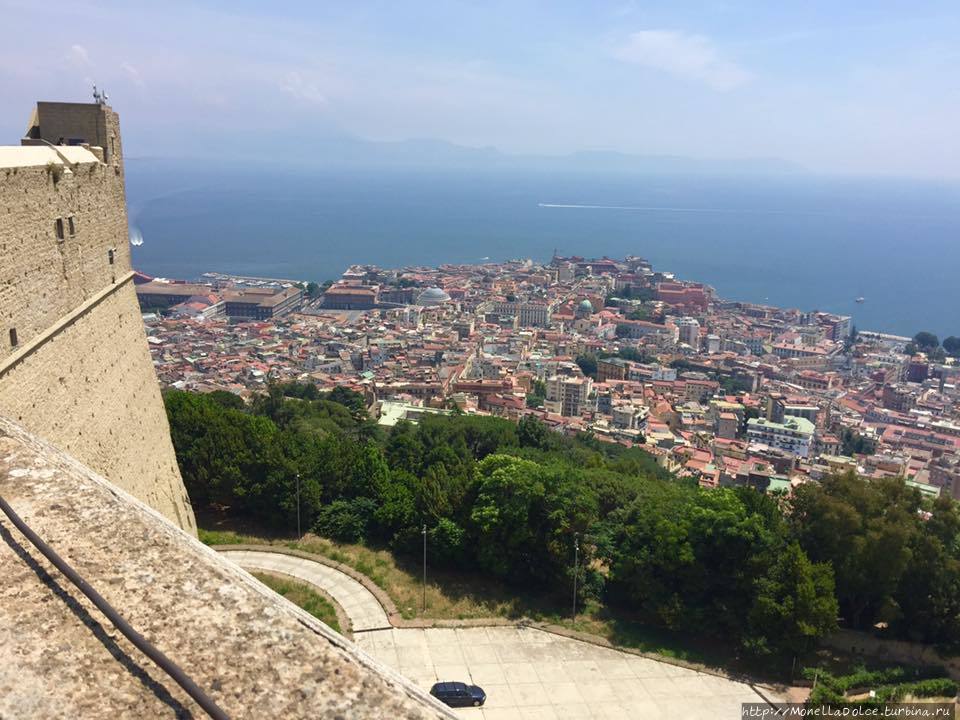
(855, 296, 865, 304)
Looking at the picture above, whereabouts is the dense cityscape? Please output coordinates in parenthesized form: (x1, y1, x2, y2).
(7, 1, 960, 716)
(137, 254, 960, 500)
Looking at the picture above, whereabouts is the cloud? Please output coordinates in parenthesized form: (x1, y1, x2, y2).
(121, 61, 145, 88)
(69, 44, 91, 67)
(615, 30, 750, 91)
(280, 71, 326, 105)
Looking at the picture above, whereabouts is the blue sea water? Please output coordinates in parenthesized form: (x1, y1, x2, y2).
(126, 162, 960, 339)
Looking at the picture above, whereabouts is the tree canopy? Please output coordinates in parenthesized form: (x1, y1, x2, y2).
(913, 331, 940, 350)
(165, 385, 960, 660)
(943, 336, 960, 357)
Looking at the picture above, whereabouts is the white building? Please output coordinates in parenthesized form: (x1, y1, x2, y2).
(612, 402, 649, 432)
(489, 301, 553, 327)
(674, 317, 700, 351)
(545, 374, 594, 417)
(746, 416, 815, 458)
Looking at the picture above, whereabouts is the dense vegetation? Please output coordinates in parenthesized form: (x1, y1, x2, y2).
(165, 385, 960, 664)
(791, 474, 960, 645)
(904, 330, 958, 360)
(804, 665, 956, 705)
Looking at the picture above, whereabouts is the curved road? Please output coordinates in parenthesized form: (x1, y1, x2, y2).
(219, 549, 389, 631)
(222, 547, 780, 719)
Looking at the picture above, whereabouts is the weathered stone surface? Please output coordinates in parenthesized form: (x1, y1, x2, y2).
(0, 415, 454, 719)
(0, 102, 195, 532)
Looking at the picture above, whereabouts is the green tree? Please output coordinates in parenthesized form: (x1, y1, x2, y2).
(469, 455, 548, 580)
(943, 336, 960, 357)
(575, 354, 599, 379)
(371, 469, 418, 540)
(328, 385, 367, 414)
(428, 518, 467, 564)
(913, 331, 939, 350)
(745, 542, 838, 658)
(605, 483, 780, 638)
(518, 415, 550, 450)
(164, 390, 280, 513)
(386, 422, 424, 475)
(789, 474, 918, 629)
(279, 381, 320, 400)
(526, 379, 547, 409)
(313, 498, 377, 542)
(893, 494, 960, 643)
(207, 390, 245, 409)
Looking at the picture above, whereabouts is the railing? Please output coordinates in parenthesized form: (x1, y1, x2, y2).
(0, 493, 230, 720)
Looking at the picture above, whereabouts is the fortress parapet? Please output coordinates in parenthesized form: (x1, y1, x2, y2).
(0, 101, 195, 532)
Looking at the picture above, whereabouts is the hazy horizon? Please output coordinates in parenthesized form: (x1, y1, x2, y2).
(3, 1, 960, 179)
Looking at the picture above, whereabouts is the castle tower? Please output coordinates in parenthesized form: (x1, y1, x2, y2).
(0, 101, 196, 533)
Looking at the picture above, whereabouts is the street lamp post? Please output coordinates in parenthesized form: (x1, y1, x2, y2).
(421, 523, 427, 614)
(295, 472, 301, 539)
(572, 533, 580, 623)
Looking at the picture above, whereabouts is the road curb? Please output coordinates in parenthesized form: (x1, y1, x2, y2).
(214, 543, 786, 700)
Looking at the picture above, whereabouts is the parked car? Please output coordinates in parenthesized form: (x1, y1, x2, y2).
(429, 681, 486, 707)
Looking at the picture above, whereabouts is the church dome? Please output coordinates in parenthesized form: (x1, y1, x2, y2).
(417, 287, 451, 305)
(577, 299, 593, 314)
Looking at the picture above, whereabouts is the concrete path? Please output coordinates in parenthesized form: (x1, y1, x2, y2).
(221, 548, 779, 719)
(355, 625, 773, 720)
(220, 549, 390, 631)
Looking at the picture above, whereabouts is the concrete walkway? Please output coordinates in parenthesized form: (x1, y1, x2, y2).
(222, 546, 782, 719)
(355, 625, 772, 719)
(220, 549, 390, 632)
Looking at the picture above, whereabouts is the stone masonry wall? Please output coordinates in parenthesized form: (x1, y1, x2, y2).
(32, 102, 123, 166)
(0, 279, 196, 532)
(1, 153, 129, 359)
(0, 103, 195, 532)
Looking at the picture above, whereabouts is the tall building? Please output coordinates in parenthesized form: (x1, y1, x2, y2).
(544, 374, 594, 416)
(0, 100, 195, 532)
(746, 417, 815, 458)
(674, 317, 701, 350)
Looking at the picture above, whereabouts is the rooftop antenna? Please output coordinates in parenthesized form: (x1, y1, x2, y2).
(92, 83, 107, 105)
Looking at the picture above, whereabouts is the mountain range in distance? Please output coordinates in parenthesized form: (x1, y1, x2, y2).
(131, 133, 804, 176)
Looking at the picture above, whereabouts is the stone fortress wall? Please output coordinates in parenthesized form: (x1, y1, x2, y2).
(0, 101, 196, 533)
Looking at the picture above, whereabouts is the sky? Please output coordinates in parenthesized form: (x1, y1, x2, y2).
(2, 0, 960, 177)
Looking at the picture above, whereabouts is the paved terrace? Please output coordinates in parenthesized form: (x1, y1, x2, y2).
(0, 416, 454, 720)
(222, 547, 781, 720)
(223, 548, 390, 631)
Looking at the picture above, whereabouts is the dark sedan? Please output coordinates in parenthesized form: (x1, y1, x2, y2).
(429, 681, 486, 707)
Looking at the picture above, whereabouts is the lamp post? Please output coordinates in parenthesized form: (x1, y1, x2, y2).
(572, 532, 580, 623)
(421, 523, 427, 614)
(295, 472, 301, 539)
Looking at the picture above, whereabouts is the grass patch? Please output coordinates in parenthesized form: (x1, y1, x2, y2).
(198, 528, 261, 546)
(251, 571, 342, 634)
(198, 521, 736, 671)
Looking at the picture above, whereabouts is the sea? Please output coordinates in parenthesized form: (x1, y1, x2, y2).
(126, 161, 960, 339)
